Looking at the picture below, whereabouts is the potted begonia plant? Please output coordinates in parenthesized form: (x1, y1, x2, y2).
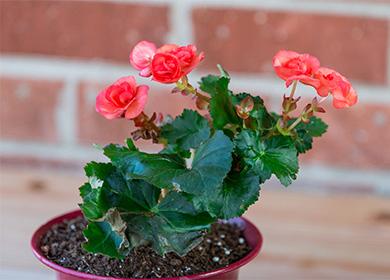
(31, 41, 357, 280)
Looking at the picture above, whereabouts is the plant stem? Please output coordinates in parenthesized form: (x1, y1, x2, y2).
(287, 107, 314, 131)
(282, 80, 299, 123)
(187, 84, 210, 102)
(318, 96, 328, 104)
(287, 116, 302, 131)
(177, 76, 211, 103)
(289, 80, 298, 98)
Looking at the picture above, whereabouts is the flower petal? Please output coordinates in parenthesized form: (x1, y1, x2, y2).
(273, 50, 320, 83)
(124, 85, 149, 119)
(96, 90, 124, 119)
(129, 41, 156, 70)
(114, 76, 136, 87)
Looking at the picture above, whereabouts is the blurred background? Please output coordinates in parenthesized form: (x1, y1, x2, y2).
(0, 0, 390, 279)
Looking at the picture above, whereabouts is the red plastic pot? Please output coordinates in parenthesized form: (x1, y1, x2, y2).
(31, 210, 263, 280)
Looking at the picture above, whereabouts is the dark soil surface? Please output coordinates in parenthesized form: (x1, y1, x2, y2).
(40, 216, 251, 278)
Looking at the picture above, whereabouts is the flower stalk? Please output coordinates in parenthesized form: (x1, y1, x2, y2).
(289, 80, 298, 99)
(176, 76, 211, 104)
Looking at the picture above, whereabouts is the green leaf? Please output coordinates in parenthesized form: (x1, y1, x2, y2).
(159, 144, 191, 160)
(79, 183, 108, 220)
(81, 162, 161, 219)
(101, 178, 161, 214)
(291, 116, 327, 154)
(125, 215, 204, 257)
(157, 191, 215, 231)
(296, 116, 328, 137)
(124, 180, 160, 211)
(105, 131, 233, 195)
(199, 74, 220, 94)
(199, 75, 240, 129)
(83, 209, 130, 259)
(84, 161, 115, 179)
(80, 162, 115, 220)
(235, 130, 299, 187)
(202, 170, 261, 219)
(161, 109, 210, 150)
(104, 146, 187, 190)
(103, 144, 132, 161)
(126, 138, 138, 151)
(294, 129, 313, 154)
(173, 131, 233, 195)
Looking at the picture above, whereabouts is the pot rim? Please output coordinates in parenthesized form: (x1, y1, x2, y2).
(31, 209, 262, 280)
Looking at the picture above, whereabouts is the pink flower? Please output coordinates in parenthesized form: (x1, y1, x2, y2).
(130, 41, 204, 83)
(151, 52, 182, 83)
(332, 83, 358, 109)
(96, 76, 149, 120)
(273, 50, 320, 87)
(167, 45, 205, 75)
(129, 41, 157, 77)
(305, 67, 358, 108)
(151, 44, 204, 83)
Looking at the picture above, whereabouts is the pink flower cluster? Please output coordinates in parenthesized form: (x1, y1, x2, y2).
(95, 42, 358, 122)
(96, 41, 204, 120)
(130, 41, 204, 84)
(273, 50, 357, 108)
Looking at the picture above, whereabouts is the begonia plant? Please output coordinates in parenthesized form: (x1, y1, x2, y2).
(79, 41, 357, 259)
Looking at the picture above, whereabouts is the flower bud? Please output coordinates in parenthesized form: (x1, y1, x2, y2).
(282, 95, 301, 114)
(236, 96, 254, 120)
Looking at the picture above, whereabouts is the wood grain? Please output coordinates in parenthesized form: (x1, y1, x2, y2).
(1, 168, 390, 279)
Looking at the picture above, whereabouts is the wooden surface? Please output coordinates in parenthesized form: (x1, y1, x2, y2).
(1, 167, 390, 279)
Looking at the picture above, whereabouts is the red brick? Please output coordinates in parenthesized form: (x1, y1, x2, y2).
(300, 103, 390, 169)
(77, 81, 197, 149)
(0, 156, 82, 172)
(0, 1, 169, 63)
(0, 77, 63, 142)
(193, 8, 388, 85)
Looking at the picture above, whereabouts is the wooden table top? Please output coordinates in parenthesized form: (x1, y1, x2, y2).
(1, 167, 390, 279)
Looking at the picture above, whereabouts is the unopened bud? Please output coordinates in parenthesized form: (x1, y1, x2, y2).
(236, 96, 254, 119)
(236, 105, 250, 119)
(315, 106, 326, 113)
(240, 96, 254, 112)
(282, 95, 301, 115)
(304, 103, 312, 112)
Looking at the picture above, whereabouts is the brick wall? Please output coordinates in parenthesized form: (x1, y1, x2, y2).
(1, 0, 389, 195)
